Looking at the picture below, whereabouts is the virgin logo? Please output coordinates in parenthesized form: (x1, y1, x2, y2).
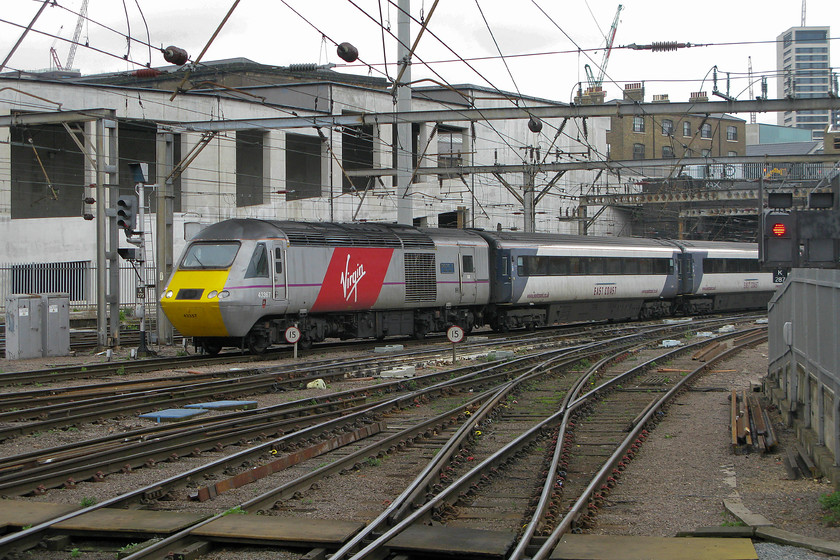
(340, 255, 366, 302)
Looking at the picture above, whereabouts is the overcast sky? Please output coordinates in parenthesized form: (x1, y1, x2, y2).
(1, 0, 838, 124)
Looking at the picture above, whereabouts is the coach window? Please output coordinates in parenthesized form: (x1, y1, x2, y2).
(549, 257, 569, 275)
(462, 254, 474, 273)
(274, 248, 283, 274)
(517, 256, 525, 276)
(245, 243, 269, 278)
(605, 258, 622, 275)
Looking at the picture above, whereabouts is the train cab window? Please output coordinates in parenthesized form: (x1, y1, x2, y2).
(274, 248, 283, 274)
(181, 242, 239, 269)
(245, 243, 269, 278)
(462, 254, 474, 274)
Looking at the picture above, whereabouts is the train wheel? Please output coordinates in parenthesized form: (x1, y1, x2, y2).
(299, 336, 313, 349)
(414, 323, 428, 340)
(246, 331, 270, 355)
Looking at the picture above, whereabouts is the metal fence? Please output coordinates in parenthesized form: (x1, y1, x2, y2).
(767, 268, 840, 467)
(0, 261, 152, 314)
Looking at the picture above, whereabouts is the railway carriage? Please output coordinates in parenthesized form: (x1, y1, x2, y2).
(474, 231, 682, 330)
(673, 240, 776, 313)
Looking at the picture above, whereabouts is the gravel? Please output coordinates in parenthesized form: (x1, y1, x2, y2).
(5, 338, 839, 559)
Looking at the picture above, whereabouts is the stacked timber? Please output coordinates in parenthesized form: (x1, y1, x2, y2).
(729, 390, 777, 454)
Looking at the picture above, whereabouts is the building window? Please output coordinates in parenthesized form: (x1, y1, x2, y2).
(285, 133, 322, 201)
(701, 149, 711, 157)
(632, 116, 645, 132)
(236, 130, 265, 207)
(726, 126, 738, 141)
(342, 124, 373, 193)
(700, 123, 712, 139)
(728, 151, 737, 157)
(661, 119, 673, 136)
(662, 146, 675, 158)
(438, 125, 464, 177)
(682, 121, 691, 137)
(632, 143, 645, 160)
(11, 124, 86, 219)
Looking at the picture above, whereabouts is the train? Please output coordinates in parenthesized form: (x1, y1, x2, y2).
(159, 219, 776, 354)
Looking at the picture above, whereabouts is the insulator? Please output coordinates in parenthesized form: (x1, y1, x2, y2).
(83, 197, 95, 204)
(337, 42, 359, 63)
(132, 68, 162, 78)
(289, 63, 318, 72)
(650, 41, 682, 52)
(163, 45, 189, 66)
(528, 116, 543, 133)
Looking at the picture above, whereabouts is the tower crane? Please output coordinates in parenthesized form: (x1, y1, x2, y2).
(584, 4, 623, 91)
(748, 56, 756, 124)
(65, 0, 89, 71)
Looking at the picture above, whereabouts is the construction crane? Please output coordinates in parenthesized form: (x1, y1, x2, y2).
(584, 4, 623, 90)
(65, 0, 89, 71)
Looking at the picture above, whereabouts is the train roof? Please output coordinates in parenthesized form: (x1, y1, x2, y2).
(672, 239, 759, 253)
(472, 230, 677, 250)
(193, 219, 437, 249)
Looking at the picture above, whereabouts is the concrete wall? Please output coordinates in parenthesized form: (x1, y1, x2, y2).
(765, 268, 840, 487)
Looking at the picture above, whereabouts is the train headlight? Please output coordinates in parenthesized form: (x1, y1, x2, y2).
(207, 290, 218, 299)
(218, 290, 230, 299)
(165, 290, 173, 298)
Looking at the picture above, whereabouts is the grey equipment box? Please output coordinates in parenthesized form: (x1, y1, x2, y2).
(5, 294, 43, 360)
(41, 293, 70, 357)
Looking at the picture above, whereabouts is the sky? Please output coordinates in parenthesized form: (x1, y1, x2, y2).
(1, 0, 838, 125)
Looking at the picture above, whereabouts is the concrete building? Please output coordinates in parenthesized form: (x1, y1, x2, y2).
(776, 26, 836, 140)
(604, 84, 746, 176)
(0, 60, 617, 311)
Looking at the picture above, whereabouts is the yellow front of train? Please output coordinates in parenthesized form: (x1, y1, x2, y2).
(159, 241, 239, 338)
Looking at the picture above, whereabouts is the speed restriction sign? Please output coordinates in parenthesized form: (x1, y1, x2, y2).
(285, 326, 301, 344)
(446, 325, 465, 343)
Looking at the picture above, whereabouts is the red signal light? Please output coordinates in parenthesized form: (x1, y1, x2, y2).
(771, 222, 787, 237)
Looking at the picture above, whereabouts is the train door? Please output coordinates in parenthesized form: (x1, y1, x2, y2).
(272, 244, 287, 301)
(460, 246, 477, 303)
(679, 253, 694, 294)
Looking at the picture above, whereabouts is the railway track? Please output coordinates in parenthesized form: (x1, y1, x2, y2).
(0, 316, 765, 559)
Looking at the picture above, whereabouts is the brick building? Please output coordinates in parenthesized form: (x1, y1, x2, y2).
(604, 84, 746, 168)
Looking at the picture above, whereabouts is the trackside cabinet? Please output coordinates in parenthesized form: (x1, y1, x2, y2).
(41, 293, 70, 357)
(5, 294, 42, 360)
